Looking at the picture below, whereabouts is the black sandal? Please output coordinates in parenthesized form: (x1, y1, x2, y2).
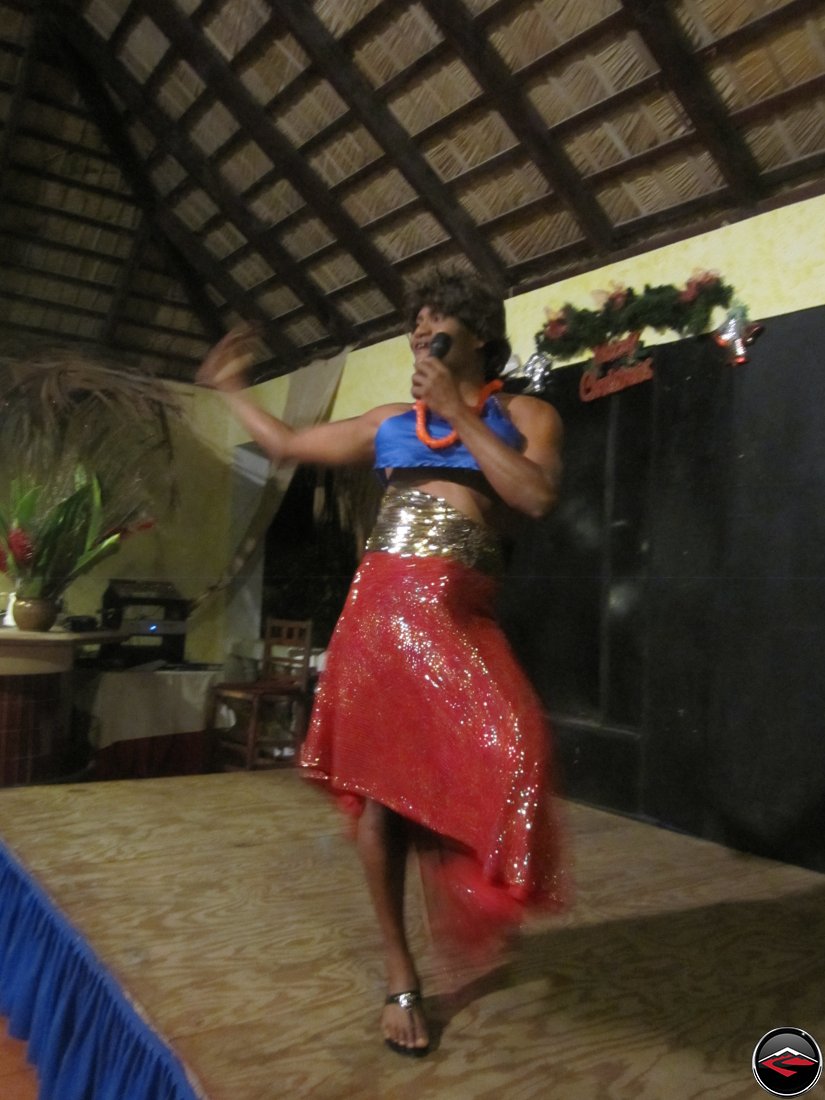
(384, 990, 430, 1057)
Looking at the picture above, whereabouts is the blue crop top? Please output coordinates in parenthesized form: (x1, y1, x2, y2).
(374, 396, 523, 475)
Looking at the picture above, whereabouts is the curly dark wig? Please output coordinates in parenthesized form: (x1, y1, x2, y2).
(404, 269, 511, 379)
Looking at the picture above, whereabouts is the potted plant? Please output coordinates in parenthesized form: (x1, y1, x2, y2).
(0, 344, 180, 632)
(0, 468, 128, 630)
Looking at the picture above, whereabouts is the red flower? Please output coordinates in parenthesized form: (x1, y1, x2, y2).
(0, 544, 6, 573)
(607, 288, 628, 310)
(543, 309, 569, 340)
(7, 527, 34, 567)
(679, 270, 720, 303)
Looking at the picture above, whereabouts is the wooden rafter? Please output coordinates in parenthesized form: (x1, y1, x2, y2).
(267, 0, 508, 290)
(155, 207, 301, 366)
(153, 4, 624, 267)
(419, 0, 614, 254)
(0, 285, 204, 353)
(138, 0, 408, 312)
(6, 194, 135, 239)
(239, 5, 624, 241)
(0, 314, 203, 368)
(148, 0, 400, 204)
(53, 29, 225, 347)
(100, 216, 149, 346)
(0, 229, 221, 349)
(732, 73, 825, 129)
(695, 0, 824, 60)
(53, 6, 354, 352)
(51, 8, 356, 349)
(0, 2, 43, 203)
(619, 0, 765, 205)
(139, 0, 222, 126)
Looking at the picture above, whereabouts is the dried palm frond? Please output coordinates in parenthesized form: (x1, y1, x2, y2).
(0, 342, 182, 535)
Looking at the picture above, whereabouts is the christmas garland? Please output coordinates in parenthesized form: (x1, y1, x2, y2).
(535, 272, 734, 361)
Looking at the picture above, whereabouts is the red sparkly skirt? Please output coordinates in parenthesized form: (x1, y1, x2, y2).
(300, 548, 567, 952)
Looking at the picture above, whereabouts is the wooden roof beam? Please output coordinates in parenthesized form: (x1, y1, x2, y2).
(54, 7, 353, 352)
(57, 29, 305, 371)
(266, 0, 508, 291)
(419, 0, 614, 254)
(156, 4, 621, 239)
(619, 0, 765, 204)
(0, 225, 212, 323)
(100, 217, 149, 346)
(0, 2, 44, 203)
(139, 0, 407, 311)
(0, 317, 202, 372)
(53, 28, 226, 347)
(154, 0, 401, 178)
(140, 0, 224, 122)
(696, 0, 824, 60)
(155, 208, 302, 366)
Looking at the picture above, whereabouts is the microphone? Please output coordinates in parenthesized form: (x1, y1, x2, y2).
(429, 332, 452, 359)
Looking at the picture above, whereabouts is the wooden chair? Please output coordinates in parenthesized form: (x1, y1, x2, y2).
(207, 618, 314, 770)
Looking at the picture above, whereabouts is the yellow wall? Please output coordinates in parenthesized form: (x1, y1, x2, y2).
(9, 380, 290, 663)
(331, 193, 825, 421)
(505, 195, 825, 366)
(58, 384, 241, 662)
(8, 194, 822, 656)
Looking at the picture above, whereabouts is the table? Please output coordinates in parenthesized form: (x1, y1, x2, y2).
(80, 667, 225, 749)
(0, 626, 123, 675)
(0, 627, 123, 785)
(75, 666, 227, 779)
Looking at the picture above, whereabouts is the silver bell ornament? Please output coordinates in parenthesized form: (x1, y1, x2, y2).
(505, 350, 554, 394)
(713, 304, 764, 365)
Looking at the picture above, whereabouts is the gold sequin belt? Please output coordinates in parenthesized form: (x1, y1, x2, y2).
(364, 486, 502, 574)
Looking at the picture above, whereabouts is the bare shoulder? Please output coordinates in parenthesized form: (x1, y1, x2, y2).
(361, 401, 411, 429)
(502, 393, 563, 443)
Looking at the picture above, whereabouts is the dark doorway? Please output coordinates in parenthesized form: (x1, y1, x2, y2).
(262, 466, 358, 648)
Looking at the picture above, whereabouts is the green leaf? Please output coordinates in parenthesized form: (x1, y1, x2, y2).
(60, 532, 121, 590)
(85, 475, 104, 552)
(12, 484, 42, 527)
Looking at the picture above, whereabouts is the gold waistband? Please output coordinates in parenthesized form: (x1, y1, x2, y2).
(364, 486, 502, 573)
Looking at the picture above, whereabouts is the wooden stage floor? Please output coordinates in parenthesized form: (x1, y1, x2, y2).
(0, 771, 823, 1099)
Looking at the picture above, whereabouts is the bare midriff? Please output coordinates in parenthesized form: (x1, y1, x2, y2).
(386, 468, 497, 529)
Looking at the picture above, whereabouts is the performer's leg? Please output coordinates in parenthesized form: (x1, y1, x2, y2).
(356, 799, 429, 1052)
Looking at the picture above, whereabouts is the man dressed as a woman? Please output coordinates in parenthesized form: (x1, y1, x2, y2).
(198, 269, 566, 1057)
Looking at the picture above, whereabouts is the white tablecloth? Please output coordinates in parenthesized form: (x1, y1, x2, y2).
(79, 668, 226, 749)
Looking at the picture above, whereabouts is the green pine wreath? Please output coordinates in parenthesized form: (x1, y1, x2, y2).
(535, 274, 734, 361)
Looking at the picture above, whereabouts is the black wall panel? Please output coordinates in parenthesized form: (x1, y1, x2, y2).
(500, 306, 825, 872)
(705, 308, 825, 867)
(641, 338, 734, 836)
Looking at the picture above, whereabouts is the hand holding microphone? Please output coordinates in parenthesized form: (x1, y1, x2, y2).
(412, 332, 453, 404)
(428, 332, 452, 360)
(414, 332, 461, 448)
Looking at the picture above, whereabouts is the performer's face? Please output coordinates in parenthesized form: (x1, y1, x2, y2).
(409, 306, 484, 370)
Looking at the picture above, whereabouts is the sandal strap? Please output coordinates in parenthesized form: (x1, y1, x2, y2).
(385, 989, 422, 1012)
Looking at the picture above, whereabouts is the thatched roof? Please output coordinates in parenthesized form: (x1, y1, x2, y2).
(1, 0, 823, 383)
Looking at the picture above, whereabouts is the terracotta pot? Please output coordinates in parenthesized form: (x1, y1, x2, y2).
(12, 597, 59, 632)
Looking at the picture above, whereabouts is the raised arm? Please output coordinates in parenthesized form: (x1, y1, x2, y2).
(222, 392, 385, 467)
(197, 327, 392, 467)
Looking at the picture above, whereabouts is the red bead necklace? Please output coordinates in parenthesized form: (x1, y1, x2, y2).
(414, 378, 504, 450)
